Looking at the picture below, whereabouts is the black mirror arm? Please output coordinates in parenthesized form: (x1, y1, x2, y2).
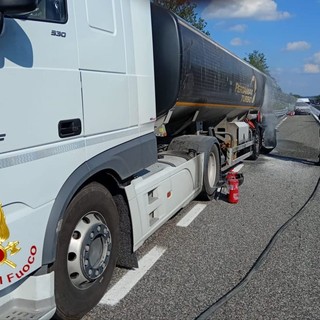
(0, 12, 3, 36)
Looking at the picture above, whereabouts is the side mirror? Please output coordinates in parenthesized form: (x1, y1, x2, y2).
(0, 0, 37, 34)
(0, 0, 38, 14)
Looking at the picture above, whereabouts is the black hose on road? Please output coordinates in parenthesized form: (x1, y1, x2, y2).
(195, 176, 320, 320)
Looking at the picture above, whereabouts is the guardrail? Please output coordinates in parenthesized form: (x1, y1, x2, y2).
(275, 109, 289, 118)
(310, 105, 320, 124)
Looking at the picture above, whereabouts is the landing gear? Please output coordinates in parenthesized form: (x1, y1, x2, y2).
(249, 127, 261, 160)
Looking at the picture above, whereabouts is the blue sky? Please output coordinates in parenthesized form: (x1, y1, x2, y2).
(197, 0, 320, 97)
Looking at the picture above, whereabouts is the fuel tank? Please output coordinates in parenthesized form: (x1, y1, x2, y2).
(151, 4, 266, 135)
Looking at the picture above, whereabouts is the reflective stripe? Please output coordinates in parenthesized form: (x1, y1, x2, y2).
(0, 141, 85, 169)
(0, 128, 142, 169)
(175, 101, 257, 109)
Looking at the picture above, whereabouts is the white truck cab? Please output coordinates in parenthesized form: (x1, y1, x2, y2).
(0, 0, 159, 318)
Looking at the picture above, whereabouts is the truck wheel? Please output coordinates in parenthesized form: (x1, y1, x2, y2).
(201, 144, 220, 200)
(248, 128, 261, 160)
(260, 145, 275, 154)
(52, 182, 119, 320)
(261, 129, 277, 154)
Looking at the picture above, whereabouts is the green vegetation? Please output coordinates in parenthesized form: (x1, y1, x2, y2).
(152, 0, 210, 36)
(244, 50, 270, 75)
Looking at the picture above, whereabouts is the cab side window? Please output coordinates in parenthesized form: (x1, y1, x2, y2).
(20, 0, 67, 23)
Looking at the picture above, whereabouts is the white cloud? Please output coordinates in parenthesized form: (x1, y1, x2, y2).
(304, 64, 320, 73)
(313, 52, 320, 64)
(229, 24, 247, 32)
(203, 0, 291, 21)
(230, 37, 249, 46)
(285, 41, 310, 51)
(303, 51, 320, 74)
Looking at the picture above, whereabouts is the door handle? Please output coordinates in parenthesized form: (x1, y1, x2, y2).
(58, 119, 82, 138)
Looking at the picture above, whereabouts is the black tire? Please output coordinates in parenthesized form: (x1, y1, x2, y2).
(201, 143, 220, 200)
(52, 182, 119, 320)
(248, 127, 261, 160)
(260, 145, 275, 154)
(261, 128, 277, 154)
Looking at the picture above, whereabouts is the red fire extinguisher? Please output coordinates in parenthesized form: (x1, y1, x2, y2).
(227, 172, 239, 204)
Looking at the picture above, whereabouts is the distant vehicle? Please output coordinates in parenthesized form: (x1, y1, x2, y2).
(296, 98, 311, 104)
(294, 102, 311, 115)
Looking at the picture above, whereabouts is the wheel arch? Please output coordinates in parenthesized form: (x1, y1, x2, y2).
(42, 143, 148, 268)
(168, 134, 221, 156)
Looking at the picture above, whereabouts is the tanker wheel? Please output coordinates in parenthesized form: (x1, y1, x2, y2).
(52, 182, 119, 320)
(201, 144, 220, 200)
(261, 129, 277, 154)
(248, 127, 261, 160)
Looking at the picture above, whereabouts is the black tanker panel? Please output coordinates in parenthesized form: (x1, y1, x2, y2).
(178, 21, 265, 108)
(151, 4, 267, 134)
(151, 4, 181, 117)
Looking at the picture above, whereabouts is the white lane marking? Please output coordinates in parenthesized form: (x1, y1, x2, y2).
(276, 116, 287, 129)
(230, 163, 244, 172)
(176, 203, 207, 227)
(100, 246, 166, 306)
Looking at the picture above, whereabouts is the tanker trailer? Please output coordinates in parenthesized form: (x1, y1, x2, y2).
(151, 4, 268, 167)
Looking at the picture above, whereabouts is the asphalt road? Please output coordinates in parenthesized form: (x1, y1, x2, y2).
(83, 115, 320, 320)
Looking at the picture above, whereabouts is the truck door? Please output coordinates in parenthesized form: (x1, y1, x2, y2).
(0, 0, 83, 154)
(73, 0, 132, 136)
